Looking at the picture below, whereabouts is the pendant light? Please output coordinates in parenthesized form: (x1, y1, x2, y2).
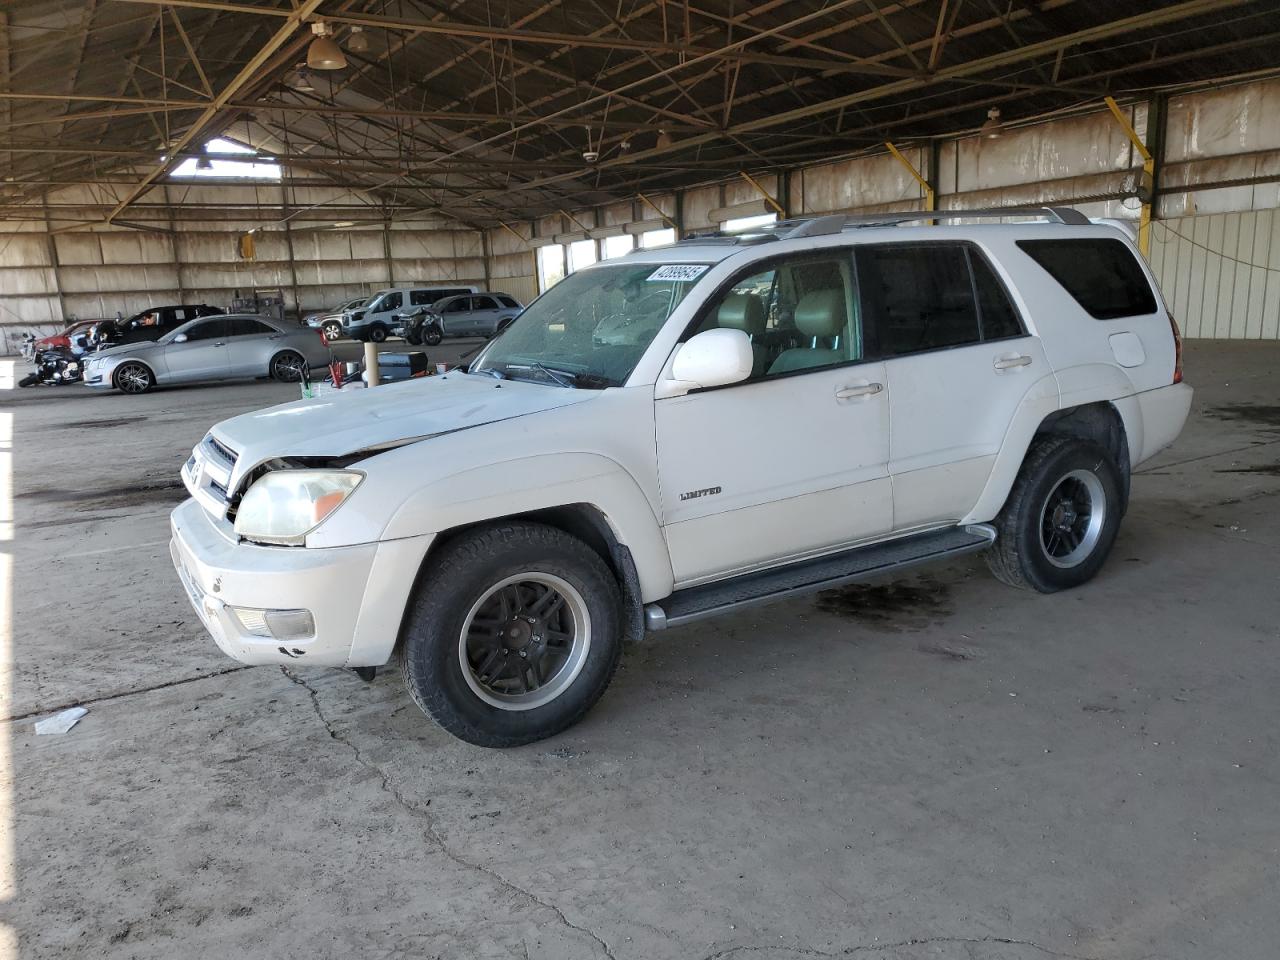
(307, 22, 347, 71)
(980, 107, 1004, 140)
(347, 26, 370, 54)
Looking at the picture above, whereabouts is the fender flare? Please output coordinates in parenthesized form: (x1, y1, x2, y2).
(962, 363, 1140, 524)
(381, 451, 675, 603)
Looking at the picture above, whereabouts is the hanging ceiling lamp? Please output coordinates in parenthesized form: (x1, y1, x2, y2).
(980, 107, 1004, 140)
(307, 22, 347, 70)
(655, 128, 673, 149)
(195, 155, 214, 170)
(347, 25, 370, 54)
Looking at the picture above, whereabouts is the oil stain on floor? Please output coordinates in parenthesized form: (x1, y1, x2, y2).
(814, 574, 953, 633)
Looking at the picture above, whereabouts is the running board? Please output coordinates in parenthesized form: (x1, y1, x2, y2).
(644, 524, 995, 631)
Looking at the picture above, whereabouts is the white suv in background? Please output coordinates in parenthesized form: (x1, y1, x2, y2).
(172, 208, 1192, 747)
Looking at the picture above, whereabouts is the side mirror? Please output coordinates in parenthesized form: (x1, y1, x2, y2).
(173, 333, 189, 343)
(665, 328, 753, 395)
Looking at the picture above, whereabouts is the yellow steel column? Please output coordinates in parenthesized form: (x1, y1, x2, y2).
(1105, 96, 1155, 256)
(885, 142, 935, 221)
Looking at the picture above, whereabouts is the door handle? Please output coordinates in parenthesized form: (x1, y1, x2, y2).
(835, 382, 883, 400)
(993, 354, 1032, 371)
(213, 341, 226, 346)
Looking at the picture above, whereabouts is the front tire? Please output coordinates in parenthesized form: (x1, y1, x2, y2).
(423, 325, 443, 346)
(368, 324, 388, 343)
(400, 523, 623, 747)
(322, 321, 343, 341)
(986, 437, 1123, 593)
(113, 361, 154, 394)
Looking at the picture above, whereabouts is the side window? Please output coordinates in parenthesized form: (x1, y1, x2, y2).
(474, 296, 498, 310)
(969, 251, 1024, 340)
(697, 252, 862, 380)
(173, 308, 188, 322)
(228, 317, 272, 336)
(1017, 238, 1157, 319)
(498, 296, 521, 309)
(856, 244, 979, 356)
(184, 319, 226, 342)
(382, 292, 403, 311)
(444, 298, 469, 313)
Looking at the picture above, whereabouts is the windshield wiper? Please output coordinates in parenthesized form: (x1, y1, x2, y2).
(503, 361, 576, 388)
(473, 365, 506, 380)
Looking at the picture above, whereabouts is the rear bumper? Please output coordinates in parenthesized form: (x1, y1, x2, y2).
(170, 497, 433, 667)
(1134, 381, 1193, 465)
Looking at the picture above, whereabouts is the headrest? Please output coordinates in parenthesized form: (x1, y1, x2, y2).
(716, 293, 766, 336)
(794, 289, 847, 338)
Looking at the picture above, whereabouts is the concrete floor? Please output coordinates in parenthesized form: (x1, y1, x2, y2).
(2, 340, 1278, 960)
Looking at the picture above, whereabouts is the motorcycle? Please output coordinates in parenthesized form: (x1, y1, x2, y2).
(19, 347, 85, 388)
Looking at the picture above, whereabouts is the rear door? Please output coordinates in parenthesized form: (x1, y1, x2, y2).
(469, 295, 501, 334)
(855, 241, 1051, 530)
(164, 318, 229, 381)
(224, 316, 276, 376)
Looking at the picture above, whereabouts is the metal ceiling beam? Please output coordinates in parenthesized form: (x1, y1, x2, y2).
(101, 0, 326, 223)
(467, 0, 1252, 199)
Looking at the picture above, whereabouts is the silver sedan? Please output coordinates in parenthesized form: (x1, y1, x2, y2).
(84, 314, 332, 394)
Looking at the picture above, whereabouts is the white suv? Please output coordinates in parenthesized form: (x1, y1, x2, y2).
(172, 208, 1192, 747)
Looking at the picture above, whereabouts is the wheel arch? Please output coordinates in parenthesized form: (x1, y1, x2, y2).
(268, 347, 306, 378)
(962, 361, 1140, 525)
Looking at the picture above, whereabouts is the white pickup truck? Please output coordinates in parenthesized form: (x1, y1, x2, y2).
(172, 209, 1192, 747)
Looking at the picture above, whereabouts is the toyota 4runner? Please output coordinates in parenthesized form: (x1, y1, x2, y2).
(172, 208, 1192, 747)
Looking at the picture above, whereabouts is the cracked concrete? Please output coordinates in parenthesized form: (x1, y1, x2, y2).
(4, 341, 1280, 959)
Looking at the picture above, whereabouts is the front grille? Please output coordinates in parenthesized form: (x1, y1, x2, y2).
(205, 435, 238, 467)
(209, 478, 228, 501)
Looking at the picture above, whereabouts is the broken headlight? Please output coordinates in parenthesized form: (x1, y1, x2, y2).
(233, 469, 363, 546)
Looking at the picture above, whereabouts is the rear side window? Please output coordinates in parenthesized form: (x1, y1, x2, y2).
(497, 295, 521, 309)
(970, 253, 1024, 340)
(1017, 238, 1157, 319)
(228, 317, 272, 336)
(856, 244, 980, 356)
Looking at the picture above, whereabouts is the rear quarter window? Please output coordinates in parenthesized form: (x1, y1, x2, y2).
(1017, 238, 1157, 320)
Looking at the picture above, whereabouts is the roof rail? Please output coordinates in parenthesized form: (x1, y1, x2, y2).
(675, 205, 1089, 247)
(780, 205, 1089, 239)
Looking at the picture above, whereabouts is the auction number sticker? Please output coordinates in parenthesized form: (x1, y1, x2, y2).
(647, 264, 708, 282)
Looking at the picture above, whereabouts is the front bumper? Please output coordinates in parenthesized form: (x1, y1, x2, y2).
(170, 497, 433, 667)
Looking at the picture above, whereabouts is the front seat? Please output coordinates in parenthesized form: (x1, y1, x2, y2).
(767, 289, 847, 375)
(716, 292, 768, 377)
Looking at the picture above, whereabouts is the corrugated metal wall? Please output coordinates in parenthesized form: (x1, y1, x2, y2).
(1150, 212, 1280, 339)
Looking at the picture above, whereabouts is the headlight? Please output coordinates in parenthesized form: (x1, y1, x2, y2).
(233, 470, 362, 545)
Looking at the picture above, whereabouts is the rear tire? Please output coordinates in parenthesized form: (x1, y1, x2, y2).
(400, 523, 623, 747)
(986, 437, 1122, 593)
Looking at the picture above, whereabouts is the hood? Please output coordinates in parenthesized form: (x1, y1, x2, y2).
(212, 372, 598, 471)
(36, 335, 70, 348)
(95, 339, 161, 357)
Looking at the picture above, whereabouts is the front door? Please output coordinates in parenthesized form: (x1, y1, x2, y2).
(655, 249, 893, 586)
(164, 317, 229, 381)
(855, 241, 1052, 529)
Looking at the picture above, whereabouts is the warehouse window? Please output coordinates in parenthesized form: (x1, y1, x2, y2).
(537, 245, 566, 292)
(171, 137, 281, 180)
(569, 238, 598, 273)
(602, 234, 635, 259)
(723, 212, 777, 233)
(1017, 238, 1157, 319)
(640, 228, 676, 249)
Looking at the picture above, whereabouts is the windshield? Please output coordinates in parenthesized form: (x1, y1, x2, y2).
(469, 262, 707, 387)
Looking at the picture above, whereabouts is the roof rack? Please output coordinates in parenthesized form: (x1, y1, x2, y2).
(677, 205, 1089, 246)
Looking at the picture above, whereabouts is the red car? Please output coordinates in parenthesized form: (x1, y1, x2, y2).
(34, 320, 96, 353)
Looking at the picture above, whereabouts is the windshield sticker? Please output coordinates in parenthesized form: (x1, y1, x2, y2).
(646, 264, 708, 283)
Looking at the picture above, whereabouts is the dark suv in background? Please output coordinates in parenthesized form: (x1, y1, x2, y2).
(89, 304, 224, 349)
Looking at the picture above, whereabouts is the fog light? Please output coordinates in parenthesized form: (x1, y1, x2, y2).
(230, 606, 315, 640)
